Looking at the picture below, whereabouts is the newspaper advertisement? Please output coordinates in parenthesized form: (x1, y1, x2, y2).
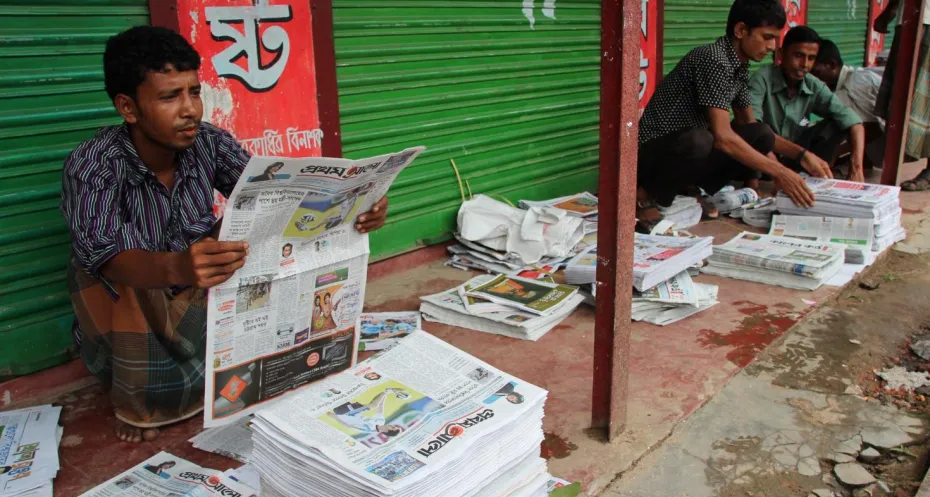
(189, 416, 253, 463)
(252, 331, 546, 491)
(77, 452, 257, 497)
(463, 275, 578, 315)
(205, 147, 425, 427)
(712, 232, 845, 276)
(358, 312, 421, 351)
(0, 405, 61, 497)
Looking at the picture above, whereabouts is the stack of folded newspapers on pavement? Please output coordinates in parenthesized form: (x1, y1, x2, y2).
(658, 196, 702, 230)
(702, 232, 845, 290)
(769, 215, 874, 264)
(251, 331, 553, 497)
(420, 274, 584, 341)
(449, 195, 585, 273)
(519, 192, 598, 218)
(0, 405, 62, 497)
(633, 233, 714, 291)
(564, 245, 597, 285)
(775, 178, 905, 254)
(632, 271, 719, 326)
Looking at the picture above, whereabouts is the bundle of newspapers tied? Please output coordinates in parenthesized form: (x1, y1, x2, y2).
(702, 232, 845, 290)
(632, 271, 719, 326)
(420, 274, 584, 341)
(0, 405, 62, 497)
(769, 215, 875, 264)
(633, 233, 714, 291)
(775, 178, 905, 254)
(657, 196, 702, 230)
(250, 331, 553, 497)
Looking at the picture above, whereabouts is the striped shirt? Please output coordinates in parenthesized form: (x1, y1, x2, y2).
(60, 122, 250, 299)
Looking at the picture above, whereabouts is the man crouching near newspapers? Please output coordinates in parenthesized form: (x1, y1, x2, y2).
(59, 26, 389, 443)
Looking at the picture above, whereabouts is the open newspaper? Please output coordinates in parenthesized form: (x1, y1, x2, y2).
(77, 452, 257, 497)
(250, 331, 549, 497)
(0, 405, 61, 497)
(205, 147, 425, 427)
(769, 215, 874, 264)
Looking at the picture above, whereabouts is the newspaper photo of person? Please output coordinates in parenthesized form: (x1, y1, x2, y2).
(233, 194, 257, 211)
(320, 380, 443, 445)
(143, 460, 176, 479)
(311, 286, 341, 333)
(483, 278, 545, 305)
(483, 381, 525, 405)
(247, 161, 290, 183)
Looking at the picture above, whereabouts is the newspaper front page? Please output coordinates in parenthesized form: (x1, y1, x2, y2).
(77, 452, 256, 497)
(205, 147, 425, 427)
(0, 405, 60, 497)
(711, 232, 845, 276)
(252, 331, 547, 493)
(769, 215, 874, 263)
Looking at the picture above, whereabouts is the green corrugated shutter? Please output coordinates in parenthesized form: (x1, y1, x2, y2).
(663, 0, 733, 74)
(332, 1, 601, 260)
(808, 0, 870, 65)
(0, 1, 150, 376)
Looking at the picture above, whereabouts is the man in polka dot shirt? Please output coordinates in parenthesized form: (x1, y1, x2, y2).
(636, 0, 832, 231)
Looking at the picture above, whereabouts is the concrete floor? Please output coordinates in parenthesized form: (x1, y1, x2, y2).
(5, 163, 929, 497)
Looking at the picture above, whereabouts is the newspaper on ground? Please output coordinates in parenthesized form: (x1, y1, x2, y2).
(632, 233, 714, 292)
(358, 312, 421, 352)
(564, 245, 597, 285)
(189, 415, 254, 463)
(457, 195, 584, 266)
(518, 192, 598, 218)
(250, 331, 551, 497)
(420, 275, 584, 341)
(769, 215, 874, 264)
(710, 186, 759, 213)
(726, 197, 776, 228)
(632, 282, 719, 326)
(205, 147, 425, 427)
(658, 196, 702, 230)
(77, 452, 257, 497)
(0, 405, 61, 497)
(702, 232, 845, 290)
(462, 275, 579, 317)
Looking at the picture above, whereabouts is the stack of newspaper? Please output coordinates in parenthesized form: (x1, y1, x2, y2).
(420, 274, 584, 341)
(658, 196, 702, 230)
(564, 245, 597, 285)
(769, 215, 874, 264)
(632, 272, 719, 326)
(702, 232, 845, 290)
(78, 452, 259, 497)
(250, 331, 553, 497)
(633, 233, 714, 291)
(0, 405, 62, 497)
(775, 178, 905, 254)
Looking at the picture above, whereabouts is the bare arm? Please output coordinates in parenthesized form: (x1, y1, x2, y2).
(707, 108, 815, 207)
(848, 124, 866, 182)
(875, 0, 901, 33)
(100, 238, 248, 289)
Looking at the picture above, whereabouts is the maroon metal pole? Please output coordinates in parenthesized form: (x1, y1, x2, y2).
(592, 0, 640, 440)
(310, 0, 344, 158)
(148, 0, 181, 31)
(880, 0, 924, 185)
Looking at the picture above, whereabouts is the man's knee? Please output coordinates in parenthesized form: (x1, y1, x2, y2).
(677, 129, 715, 160)
(736, 123, 775, 154)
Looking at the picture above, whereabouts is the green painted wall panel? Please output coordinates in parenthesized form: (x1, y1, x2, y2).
(808, 0, 870, 66)
(331, 1, 601, 260)
(0, 1, 150, 377)
(663, 0, 733, 74)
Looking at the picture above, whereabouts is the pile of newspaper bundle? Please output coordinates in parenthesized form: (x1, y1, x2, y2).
(775, 178, 905, 255)
(633, 233, 714, 291)
(632, 271, 719, 326)
(0, 405, 62, 497)
(420, 274, 584, 341)
(703, 232, 845, 290)
(769, 215, 874, 264)
(251, 331, 553, 497)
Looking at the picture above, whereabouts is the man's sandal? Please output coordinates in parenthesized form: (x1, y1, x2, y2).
(902, 172, 930, 192)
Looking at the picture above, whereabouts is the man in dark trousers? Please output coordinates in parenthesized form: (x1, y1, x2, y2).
(636, 0, 832, 230)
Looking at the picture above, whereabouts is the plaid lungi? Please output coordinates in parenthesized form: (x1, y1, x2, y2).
(876, 27, 930, 160)
(68, 260, 207, 428)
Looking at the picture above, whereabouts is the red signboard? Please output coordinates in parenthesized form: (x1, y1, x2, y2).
(639, 0, 660, 111)
(172, 0, 323, 214)
(867, 0, 887, 66)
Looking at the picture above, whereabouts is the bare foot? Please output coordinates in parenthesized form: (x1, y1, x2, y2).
(116, 422, 159, 443)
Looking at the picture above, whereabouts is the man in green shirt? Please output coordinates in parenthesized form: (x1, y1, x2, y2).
(750, 26, 866, 182)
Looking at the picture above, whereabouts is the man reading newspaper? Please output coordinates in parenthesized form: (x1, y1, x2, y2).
(59, 26, 390, 443)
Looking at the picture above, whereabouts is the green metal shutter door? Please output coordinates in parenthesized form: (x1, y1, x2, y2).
(0, 1, 150, 376)
(663, 0, 733, 74)
(808, 0, 870, 65)
(331, 1, 601, 260)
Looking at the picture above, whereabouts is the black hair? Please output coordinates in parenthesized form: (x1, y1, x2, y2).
(383, 426, 402, 437)
(104, 26, 201, 101)
(727, 0, 787, 37)
(815, 39, 844, 66)
(265, 162, 285, 174)
(782, 25, 821, 50)
(506, 392, 525, 404)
